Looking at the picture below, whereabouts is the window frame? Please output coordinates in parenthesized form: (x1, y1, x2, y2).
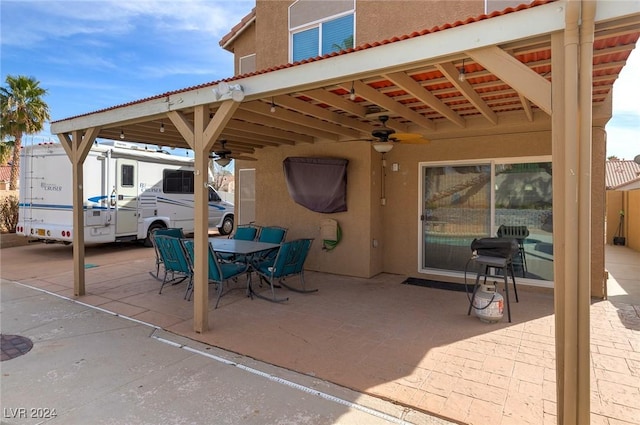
(163, 169, 195, 194)
(289, 11, 355, 63)
(417, 155, 554, 287)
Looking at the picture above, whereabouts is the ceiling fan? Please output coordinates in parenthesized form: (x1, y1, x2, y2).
(347, 115, 429, 153)
(368, 115, 429, 144)
(210, 140, 257, 167)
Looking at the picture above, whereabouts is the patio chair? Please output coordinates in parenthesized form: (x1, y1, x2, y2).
(153, 234, 193, 295)
(252, 238, 317, 302)
(257, 225, 288, 244)
(149, 227, 185, 279)
(182, 239, 250, 308)
(254, 225, 288, 286)
(219, 223, 261, 262)
(496, 225, 529, 276)
(231, 223, 261, 241)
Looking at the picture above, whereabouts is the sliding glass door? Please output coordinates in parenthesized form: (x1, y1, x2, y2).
(421, 163, 491, 273)
(494, 162, 553, 281)
(420, 160, 553, 283)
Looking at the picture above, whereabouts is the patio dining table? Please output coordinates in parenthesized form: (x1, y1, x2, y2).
(208, 237, 281, 301)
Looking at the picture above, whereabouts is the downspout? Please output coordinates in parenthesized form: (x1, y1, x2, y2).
(578, 2, 595, 424)
(559, 1, 581, 424)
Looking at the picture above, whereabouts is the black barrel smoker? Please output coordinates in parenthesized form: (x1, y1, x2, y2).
(467, 237, 519, 323)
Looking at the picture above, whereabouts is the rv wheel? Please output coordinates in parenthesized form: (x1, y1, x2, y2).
(218, 216, 234, 236)
(144, 223, 165, 247)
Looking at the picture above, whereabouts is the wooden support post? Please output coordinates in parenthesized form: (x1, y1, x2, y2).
(58, 127, 98, 297)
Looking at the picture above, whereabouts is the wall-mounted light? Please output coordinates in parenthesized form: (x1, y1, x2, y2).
(120, 129, 125, 139)
(349, 81, 356, 101)
(159, 120, 165, 133)
(458, 59, 466, 82)
(270, 97, 276, 113)
(373, 142, 393, 153)
(213, 81, 244, 102)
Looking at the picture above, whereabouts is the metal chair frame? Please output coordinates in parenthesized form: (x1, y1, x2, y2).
(153, 234, 192, 295)
(182, 239, 250, 308)
(252, 238, 317, 302)
(149, 227, 185, 279)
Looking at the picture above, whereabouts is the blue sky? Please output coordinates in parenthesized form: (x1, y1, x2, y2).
(1, 0, 639, 160)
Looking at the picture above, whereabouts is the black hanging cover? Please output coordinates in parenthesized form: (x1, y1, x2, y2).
(283, 157, 348, 213)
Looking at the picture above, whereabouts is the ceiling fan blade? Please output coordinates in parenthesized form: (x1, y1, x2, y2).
(392, 133, 430, 144)
(392, 133, 422, 141)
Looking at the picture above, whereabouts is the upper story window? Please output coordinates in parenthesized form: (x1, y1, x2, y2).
(289, 0, 355, 63)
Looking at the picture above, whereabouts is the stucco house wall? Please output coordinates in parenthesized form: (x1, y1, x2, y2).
(236, 0, 485, 73)
(227, 0, 611, 296)
(240, 129, 553, 279)
(242, 141, 377, 277)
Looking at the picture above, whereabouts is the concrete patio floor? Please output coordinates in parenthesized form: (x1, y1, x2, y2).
(1, 238, 638, 425)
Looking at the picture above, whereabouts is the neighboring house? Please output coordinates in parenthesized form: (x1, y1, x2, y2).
(0, 165, 12, 191)
(605, 159, 640, 251)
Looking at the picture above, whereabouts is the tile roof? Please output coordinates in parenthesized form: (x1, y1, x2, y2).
(0, 165, 11, 182)
(48, 0, 638, 156)
(52, 0, 556, 124)
(605, 160, 640, 189)
(219, 7, 256, 50)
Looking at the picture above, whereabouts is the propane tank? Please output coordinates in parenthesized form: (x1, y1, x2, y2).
(472, 283, 504, 323)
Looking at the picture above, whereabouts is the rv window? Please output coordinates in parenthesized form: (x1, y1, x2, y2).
(163, 170, 195, 194)
(121, 165, 134, 187)
(209, 187, 221, 202)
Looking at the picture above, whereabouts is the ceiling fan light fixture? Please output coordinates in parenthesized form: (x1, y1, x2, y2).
(216, 157, 232, 167)
(373, 142, 393, 153)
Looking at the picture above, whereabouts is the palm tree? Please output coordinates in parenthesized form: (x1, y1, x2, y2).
(0, 140, 14, 165)
(0, 75, 50, 190)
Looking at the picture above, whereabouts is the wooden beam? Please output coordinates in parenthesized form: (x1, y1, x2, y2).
(302, 88, 368, 117)
(192, 101, 240, 334)
(235, 108, 338, 141)
(58, 127, 98, 297)
(436, 62, 498, 125)
(351, 80, 435, 131)
(167, 110, 195, 149)
(236, 107, 344, 140)
(272, 95, 374, 134)
(466, 46, 552, 115)
(384, 71, 466, 128)
(518, 94, 534, 122)
(226, 115, 314, 143)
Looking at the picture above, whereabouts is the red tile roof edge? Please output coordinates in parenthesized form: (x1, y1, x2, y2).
(52, 0, 555, 124)
(219, 7, 256, 49)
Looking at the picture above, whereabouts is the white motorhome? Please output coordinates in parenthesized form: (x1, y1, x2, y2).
(17, 141, 234, 245)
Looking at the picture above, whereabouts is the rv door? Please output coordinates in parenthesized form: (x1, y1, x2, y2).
(115, 158, 138, 234)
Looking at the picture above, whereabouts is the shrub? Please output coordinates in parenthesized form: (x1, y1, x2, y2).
(0, 195, 19, 233)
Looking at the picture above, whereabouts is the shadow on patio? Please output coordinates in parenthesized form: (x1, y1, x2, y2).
(2, 241, 638, 425)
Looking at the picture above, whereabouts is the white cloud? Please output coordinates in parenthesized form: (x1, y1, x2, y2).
(1, 0, 253, 46)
